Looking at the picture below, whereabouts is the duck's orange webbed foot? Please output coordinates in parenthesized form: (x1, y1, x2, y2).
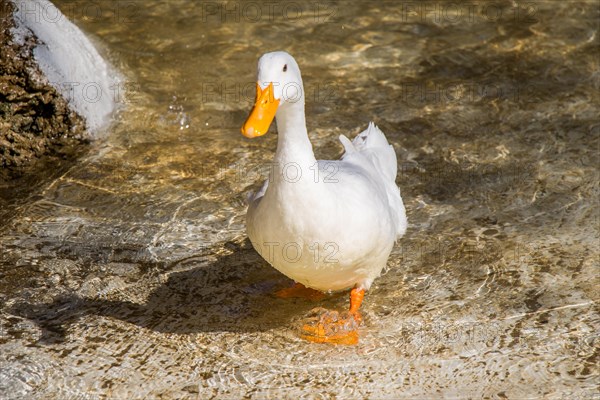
(275, 282, 326, 301)
(300, 287, 365, 345)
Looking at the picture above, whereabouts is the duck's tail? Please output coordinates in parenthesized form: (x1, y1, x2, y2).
(340, 122, 407, 237)
(351, 122, 398, 183)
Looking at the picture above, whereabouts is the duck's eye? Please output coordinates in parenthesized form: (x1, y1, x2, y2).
(283, 64, 287, 72)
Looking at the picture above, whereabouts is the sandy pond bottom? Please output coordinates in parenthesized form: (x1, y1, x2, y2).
(0, 0, 598, 398)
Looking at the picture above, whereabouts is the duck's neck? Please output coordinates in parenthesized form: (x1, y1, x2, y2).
(273, 100, 316, 170)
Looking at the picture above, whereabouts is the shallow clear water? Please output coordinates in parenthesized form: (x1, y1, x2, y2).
(1, 0, 599, 398)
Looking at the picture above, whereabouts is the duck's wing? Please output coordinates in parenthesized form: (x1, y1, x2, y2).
(339, 122, 407, 238)
(247, 179, 268, 205)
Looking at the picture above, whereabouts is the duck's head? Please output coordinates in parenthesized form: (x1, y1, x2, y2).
(241, 51, 303, 138)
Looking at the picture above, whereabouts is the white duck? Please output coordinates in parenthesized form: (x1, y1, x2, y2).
(241, 51, 407, 344)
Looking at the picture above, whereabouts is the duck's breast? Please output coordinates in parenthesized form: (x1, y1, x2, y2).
(246, 164, 396, 290)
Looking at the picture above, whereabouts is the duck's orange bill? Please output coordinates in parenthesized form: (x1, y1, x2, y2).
(241, 82, 280, 138)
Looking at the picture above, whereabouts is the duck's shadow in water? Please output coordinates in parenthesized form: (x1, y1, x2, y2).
(11, 241, 343, 344)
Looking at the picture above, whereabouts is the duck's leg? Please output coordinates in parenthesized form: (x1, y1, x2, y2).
(275, 282, 325, 301)
(300, 287, 365, 345)
(349, 287, 365, 316)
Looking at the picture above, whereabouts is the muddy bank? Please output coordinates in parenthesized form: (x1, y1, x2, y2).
(0, 0, 87, 182)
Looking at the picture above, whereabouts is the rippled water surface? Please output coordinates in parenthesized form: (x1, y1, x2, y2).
(1, 0, 599, 398)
